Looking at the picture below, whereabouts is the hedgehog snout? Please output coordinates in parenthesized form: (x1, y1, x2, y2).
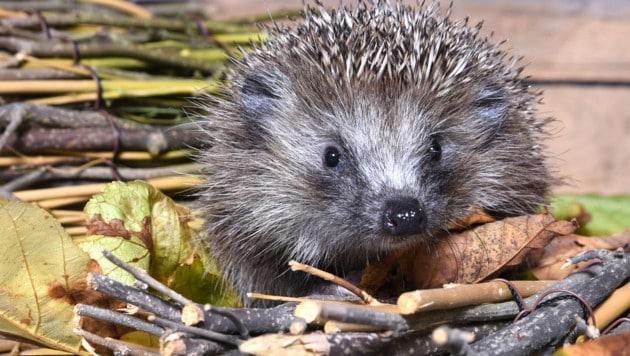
(381, 196, 426, 236)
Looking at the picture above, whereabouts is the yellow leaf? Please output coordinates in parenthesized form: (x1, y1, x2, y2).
(0, 198, 91, 354)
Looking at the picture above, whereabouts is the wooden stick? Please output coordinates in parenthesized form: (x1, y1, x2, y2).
(397, 280, 554, 314)
(13, 175, 202, 201)
(289, 260, 380, 305)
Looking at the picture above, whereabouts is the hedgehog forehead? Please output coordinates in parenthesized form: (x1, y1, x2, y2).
(257, 1, 505, 94)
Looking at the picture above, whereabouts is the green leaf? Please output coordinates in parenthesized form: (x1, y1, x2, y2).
(74, 234, 150, 286)
(82, 180, 239, 306)
(0, 198, 90, 354)
(549, 193, 630, 236)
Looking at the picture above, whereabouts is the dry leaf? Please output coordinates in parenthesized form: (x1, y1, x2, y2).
(556, 332, 630, 356)
(361, 207, 495, 294)
(445, 206, 496, 230)
(529, 231, 630, 280)
(0, 198, 93, 353)
(412, 214, 576, 289)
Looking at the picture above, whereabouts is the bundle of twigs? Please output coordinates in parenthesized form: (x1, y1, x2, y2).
(76, 249, 630, 355)
(0, 0, 291, 234)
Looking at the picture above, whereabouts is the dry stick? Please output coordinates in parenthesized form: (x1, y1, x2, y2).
(324, 320, 380, 333)
(80, 0, 153, 19)
(1, 163, 202, 189)
(0, 68, 83, 80)
(0, 102, 24, 153)
(397, 280, 554, 314)
(241, 323, 507, 356)
(203, 304, 249, 338)
(37, 196, 92, 209)
(471, 250, 630, 354)
(89, 271, 298, 335)
(0, 102, 150, 130)
(87, 273, 182, 321)
(22, 57, 146, 70)
(321, 258, 620, 334)
(0, 79, 215, 94)
(295, 300, 409, 332)
(594, 281, 630, 330)
(4, 126, 203, 155)
(289, 260, 380, 305)
(161, 332, 226, 356)
(13, 175, 202, 202)
(431, 326, 476, 356)
(0, 37, 222, 73)
(0, 168, 44, 199)
(0, 0, 86, 12)
(102, 249, 193, 306)
(246, 293, 312, 304)
(148, 315, 244, 347)
(75, 304, 164, 336)
(0, 150, 192, 167)
(73, 328, 159, 356)
(1, 11, 254, 34)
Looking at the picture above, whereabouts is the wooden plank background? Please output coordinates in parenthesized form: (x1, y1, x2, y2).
(210, 0, 630, 194)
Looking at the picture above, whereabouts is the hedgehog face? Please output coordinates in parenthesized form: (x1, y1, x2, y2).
(221, 61, 540, 268)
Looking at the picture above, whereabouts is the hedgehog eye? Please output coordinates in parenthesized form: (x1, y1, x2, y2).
(429, 138, 442, 161)
(323, 146, 341, 169)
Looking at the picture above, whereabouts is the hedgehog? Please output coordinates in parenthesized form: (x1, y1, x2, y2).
(195, 0, 553, 305)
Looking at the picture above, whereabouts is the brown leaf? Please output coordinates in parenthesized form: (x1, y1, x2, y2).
(412, 214, 576, 289)
(360, 207, 496, 294)
(556, 332, 630, 356)
(360, 247, 416, 296)
(529, 231, 630, 280)
(445, 206, 496, 230)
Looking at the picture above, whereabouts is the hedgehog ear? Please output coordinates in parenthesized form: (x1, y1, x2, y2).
(474, 84, 509, 137)
(239, 67, 291, 121)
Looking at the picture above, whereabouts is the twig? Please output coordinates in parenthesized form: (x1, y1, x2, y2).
(431, 326, 476, 356)
(148, 315, 244, 347)
(102, 249, 194, 306)
(397, 280, 554, 314)
(88, 271, 300, 335)
(295, 300, 409, 332)
(0, 37, 223, 74)
(161, 332, 226, 356)
(13, 175, 202, 202)
(240, 323, 506, 356)
(74, 304, 165, 336)
(471, 250, 630, 354)
(0, 101, 24, 153)
(3, 126, 203, 155)
(0, 168, 44, 198)
(1, 11, 255, 34)
(73, 328, 159, 356)
(80, 0, 153, 19)
(0, 102, 149, 130)
(0, 163, 202, 191)
(0, 68, 82, 80)
(87, 273, 183, 321)
(289, 260, 380, 305)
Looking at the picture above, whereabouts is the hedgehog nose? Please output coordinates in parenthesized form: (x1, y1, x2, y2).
(382, 197, 426, 236)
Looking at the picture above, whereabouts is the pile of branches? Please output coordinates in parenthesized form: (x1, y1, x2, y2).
(0, 0, 290, 233)
(76, 249, 630, 355)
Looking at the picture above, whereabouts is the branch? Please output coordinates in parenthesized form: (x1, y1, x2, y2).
(471, 250, 630, 354)
(0, 37, 221, 74)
